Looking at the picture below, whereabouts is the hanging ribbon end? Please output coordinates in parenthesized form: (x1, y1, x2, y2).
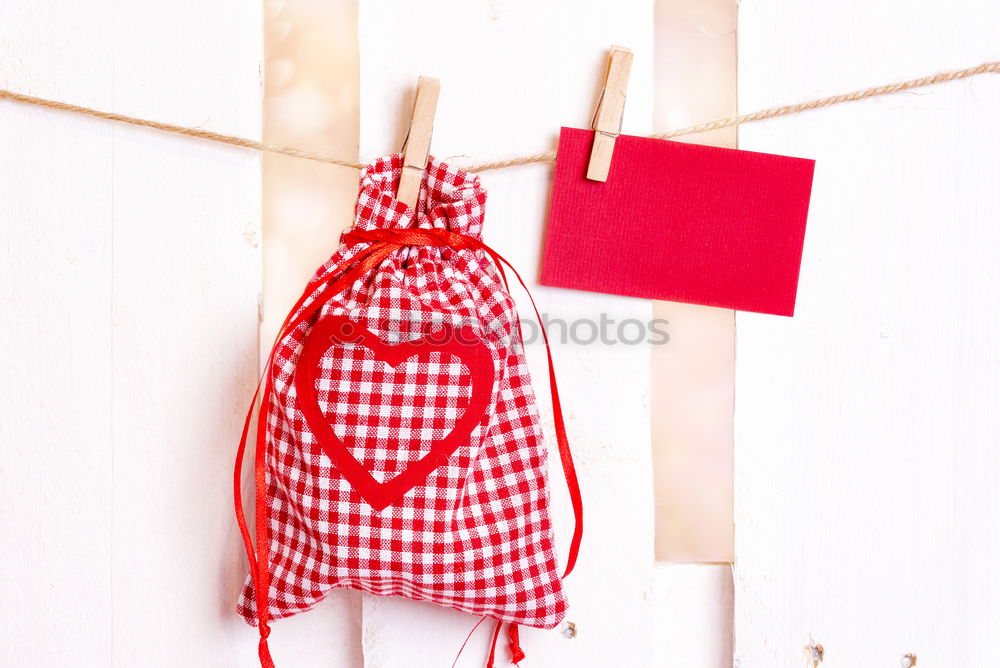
(258, 628, 275, 668)
(509, 623, 526, 664)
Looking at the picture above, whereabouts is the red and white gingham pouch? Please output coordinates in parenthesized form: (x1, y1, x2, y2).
(235, 155, 582, 667)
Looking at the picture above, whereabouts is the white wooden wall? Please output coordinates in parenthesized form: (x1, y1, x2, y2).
(0, 1, 264, 666)
(2, 2, 730, 665)
(9, 0, 998, 666)
(735, 1, 1000, 665)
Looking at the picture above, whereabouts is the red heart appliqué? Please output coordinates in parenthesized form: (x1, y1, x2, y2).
(294, 315, 496, 511)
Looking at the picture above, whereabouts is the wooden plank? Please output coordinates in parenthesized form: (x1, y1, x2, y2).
(1, 1, 263, 666)
(261, 0, 362, 350)
(649, 3, 736, 666)
(0, 4, 115, 665)
(359, 1, 655, 666)
(106, 4, 263, 666)
(652, 564, 733, 668)
(651, 0, 737, 565)
(735, 1, 1000, 665)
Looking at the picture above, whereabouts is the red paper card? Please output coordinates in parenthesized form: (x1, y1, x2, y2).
(540, 127, 815, 316)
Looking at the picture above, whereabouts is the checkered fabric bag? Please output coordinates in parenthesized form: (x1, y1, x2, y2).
(234, 155, 582, 667)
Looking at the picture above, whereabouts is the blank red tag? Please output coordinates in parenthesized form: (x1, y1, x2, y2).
(540, 127, 815, 316)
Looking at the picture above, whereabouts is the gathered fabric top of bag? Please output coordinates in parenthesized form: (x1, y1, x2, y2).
(234, 155, 582, 668)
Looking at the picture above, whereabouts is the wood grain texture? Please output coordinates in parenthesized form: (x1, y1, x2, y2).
(653, 564, 734, 668)
(358, 1, 655, 665)
(735, 1, 1000, 665)
(0, 1, 264, 666)
(0, 4, 115, 665)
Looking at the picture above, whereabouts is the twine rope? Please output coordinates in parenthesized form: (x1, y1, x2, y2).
(1, 60, 997, 173)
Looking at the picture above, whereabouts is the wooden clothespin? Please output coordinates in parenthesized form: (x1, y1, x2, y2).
(397, 76, 441, 209)
(587, 46, 633, 182)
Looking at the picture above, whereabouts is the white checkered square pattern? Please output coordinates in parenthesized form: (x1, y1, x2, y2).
(318, 347, 473, 483)
(237, 155, 568, 630)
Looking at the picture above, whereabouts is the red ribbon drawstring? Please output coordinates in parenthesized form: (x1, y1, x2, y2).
(484, 620, 524, 667)
(234, 226, 584, 668)
(508, 623, 525, 664)
(485, 619, 503, 668)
